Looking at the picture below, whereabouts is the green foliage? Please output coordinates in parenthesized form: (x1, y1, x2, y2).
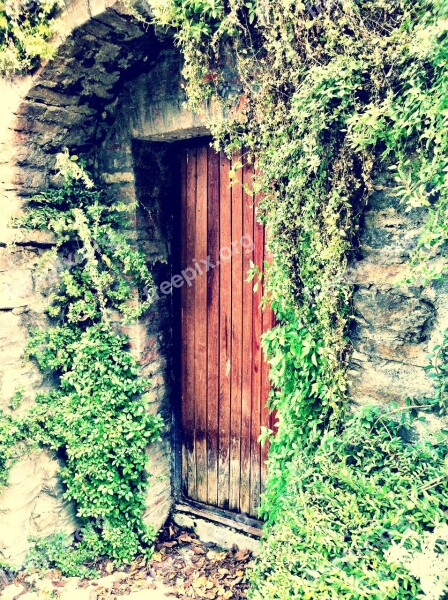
(0, 0, 62, 75)
(0, 153, 163, 572)
(251, 407, 448, 600)
(8, 386, 25, 411)
(0, 410, 32, 488)
(25, 532, 101, 578)
(425, 328, 448, 417)
(27, 324, 163, 563)
(348, 8, 448, 283)
(146, 0, 448, 597)
(149, 0, 225, 38)
(15, 151, 156, 324)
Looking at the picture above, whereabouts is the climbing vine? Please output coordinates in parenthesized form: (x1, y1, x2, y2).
(147, 0, 448, 598)
(0, 0, 62, 75)
(0, 153, 164, 573)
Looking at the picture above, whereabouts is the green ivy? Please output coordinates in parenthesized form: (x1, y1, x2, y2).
(27, 324, 164, 563)
(25, 531, 102, 578)
(252, 407, 448, 599)
(425, 328, 448, 417)
(0, 153, 164, 571)
(0, 0, 62, 75)
(0, 410, 31, 488)
(147, 0, 448, 597)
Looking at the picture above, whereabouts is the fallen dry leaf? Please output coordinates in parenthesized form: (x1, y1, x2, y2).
(105, 562, 114, 574)
(5, 522, 252, 600)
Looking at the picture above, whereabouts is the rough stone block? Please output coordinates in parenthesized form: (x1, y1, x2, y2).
(0, 247, 41, 273)
(172, 512, 260, 555)
(0, 270, 34, 310)
(0, 312, 28, 367)
(0, 363, 44, 415)
(42, 105, 97, 127)
(26, 86, 80, 107)
(143, 436, 172, 533)
(0, 450, 78, 566)
(93, 11, 146, 41)
(102, 171, 135, 184)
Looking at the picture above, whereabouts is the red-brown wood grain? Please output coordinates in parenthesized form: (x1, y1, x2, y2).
(218, 149, 232, 510)
(240, 159, 255, 516)
(194, 146, 208, 500)
(180, 148, 189, 498)
(250, 184, 264, 517)
(180, 144, 273, 519)
(229, 149, 243, 512)
(206, 147, 220, 507)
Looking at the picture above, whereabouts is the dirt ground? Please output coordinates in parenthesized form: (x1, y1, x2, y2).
(0, 523, 254, 599)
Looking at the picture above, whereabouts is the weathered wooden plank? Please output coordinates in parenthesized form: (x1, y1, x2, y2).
(218, 150, 232, 510)
(250, 167, 264, 517)
(195, 145, 208, 501)
(260, 216, 273, 495)
(206, 146, 220, 507)
(229, 150, 243, 512)
(184, 147, 197, 500)
(240, 159, 254, 516)
(174, 502, 262, 538)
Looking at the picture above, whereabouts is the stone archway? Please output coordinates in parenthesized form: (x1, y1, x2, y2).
(0, 1, 211, 564)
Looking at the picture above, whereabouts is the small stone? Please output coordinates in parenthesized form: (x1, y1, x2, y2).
(61, 577, 81, 591)
(34, 579, 56, 594)
(58, 589, 91, 600)
(92, 572, 127, 589)
(11, 306, 29, 315)
(0, 583, 25, 600)
(0, 450, 77, 565)
(26, 86, 80, 107)
(102, 172, 134, 184)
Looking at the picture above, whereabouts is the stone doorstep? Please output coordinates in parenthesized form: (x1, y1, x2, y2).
(171, 506, 261, 556)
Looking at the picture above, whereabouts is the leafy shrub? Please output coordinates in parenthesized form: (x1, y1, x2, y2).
(0, 154, 164, 571)
(0, 410, 31, 488)
(0, 0, 62, 75)
(27, 324, 163, 562)
(25, 531, 101, 578)
(252, 408, 448, 599)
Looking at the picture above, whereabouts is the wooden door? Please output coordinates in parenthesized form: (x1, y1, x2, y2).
(180, 143, 273, 519)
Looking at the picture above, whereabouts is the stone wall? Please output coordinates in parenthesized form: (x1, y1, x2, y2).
(0, 2, 199, 564)
(349, 169, 448, 419)
(0, 0, 447, 567)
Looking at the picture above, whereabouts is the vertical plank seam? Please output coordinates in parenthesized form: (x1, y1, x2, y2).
(205, 146, 209, 501)
(218, 150, 222, 508)
(193, 148, 198, 499)
(217, 152, 221, 509)
(228, 153, 233, 509)
(250, 168, 255, 515)
(239, 153, 244, 513)
(259, 197, 265, 503)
